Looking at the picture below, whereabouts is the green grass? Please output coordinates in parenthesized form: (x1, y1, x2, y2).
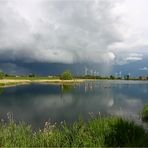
(141, 105, 148, 122)
(0, 114, 148, 147)
(0, 82, 28, 87)
(4, 76, 59, 80)
(0, 83, 5, 86)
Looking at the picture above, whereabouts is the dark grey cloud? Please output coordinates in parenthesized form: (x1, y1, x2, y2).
(0, 0, 122, 65)
(0, 63, 30, 75)
(0, 0, 148, 75)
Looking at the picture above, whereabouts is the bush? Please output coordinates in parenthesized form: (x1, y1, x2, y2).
(110, 75, 115, 79)
(141, 105, 148, 122)
(0, 71, 5, 79)
(60, 71, 73, 80)
(28, 74, 36, 77)
(59, 117, 148, 147)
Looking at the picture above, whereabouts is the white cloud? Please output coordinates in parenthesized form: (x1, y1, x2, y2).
(139, 67, 148, 71)
(109, 0, 148, 65)
(0, 0, 122, 65)
(0, 0, 148, 67)
(114, 53, 143, 65)
(109, 38, 148, 51)
(126, 53, 143, 62)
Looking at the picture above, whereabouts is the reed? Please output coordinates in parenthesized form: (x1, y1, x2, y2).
(0, 114, 148, 147)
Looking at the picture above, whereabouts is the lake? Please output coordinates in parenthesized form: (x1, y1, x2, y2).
(0, 80, 148, 128)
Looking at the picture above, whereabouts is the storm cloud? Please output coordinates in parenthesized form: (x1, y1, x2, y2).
(0, 0, 148, 75)
(0, 0, 122, 64)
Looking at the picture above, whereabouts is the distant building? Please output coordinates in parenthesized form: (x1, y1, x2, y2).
(48, 75, 54, 78)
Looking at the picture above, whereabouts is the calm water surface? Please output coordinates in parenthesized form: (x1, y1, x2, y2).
(0, 80, 148, 128)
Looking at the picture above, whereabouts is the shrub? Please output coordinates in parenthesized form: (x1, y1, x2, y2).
(60, 70, 73, 80)
(0, 71, 5, 79)
(28, 74, 36, 77)
(110, 75, 115, 79)
(141, 105, 148, 122)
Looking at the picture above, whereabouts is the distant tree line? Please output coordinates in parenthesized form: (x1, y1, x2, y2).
(0, 69, 148, 81)
(75, 74, 148, 80)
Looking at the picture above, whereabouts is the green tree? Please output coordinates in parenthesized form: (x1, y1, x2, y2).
(110, 75, 115, 80)
(0, 70, 5, 79)
(60, 70, 73, 80)
(28, 73, 36, 77)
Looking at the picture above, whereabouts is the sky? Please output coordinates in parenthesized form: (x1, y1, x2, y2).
(0, 0, 148, 76)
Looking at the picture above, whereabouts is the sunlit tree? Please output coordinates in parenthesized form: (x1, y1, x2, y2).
(60, 70, 73, 80)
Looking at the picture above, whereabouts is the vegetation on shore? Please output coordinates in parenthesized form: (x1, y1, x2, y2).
(0, 114, 148, 147)
(0, 69, 148, 81)
(0, 71, 84, 88)
(0, 79, 84, 88)
(0, 69, 148, 88)
(76, 75, 148, 80)
(60, 70, 73, 80)
(141, 105, 148, 122)
(0, 71, 5, 79)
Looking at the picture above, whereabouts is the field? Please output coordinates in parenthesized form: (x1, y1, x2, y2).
(0, 76, 85, 87)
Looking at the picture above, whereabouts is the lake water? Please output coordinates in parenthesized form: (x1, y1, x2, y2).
(0, 80, 148, 128)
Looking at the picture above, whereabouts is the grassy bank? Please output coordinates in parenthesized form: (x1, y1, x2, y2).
(0, 115, 148, 147)
(0, 78, 85, 88)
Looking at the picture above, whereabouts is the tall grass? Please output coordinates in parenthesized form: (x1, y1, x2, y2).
(0, 114, 148, 147)
(141, 104, 148, 122)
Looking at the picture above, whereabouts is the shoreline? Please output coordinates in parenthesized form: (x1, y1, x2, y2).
(0, 78, 148, 88)
(0, 79, 85, 88)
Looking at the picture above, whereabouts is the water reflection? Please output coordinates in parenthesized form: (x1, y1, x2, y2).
(0, 87, 4, 95)
(84, 82, 94, 92)
(61, 85, 73, 94)
(0, 81, 147, 128)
